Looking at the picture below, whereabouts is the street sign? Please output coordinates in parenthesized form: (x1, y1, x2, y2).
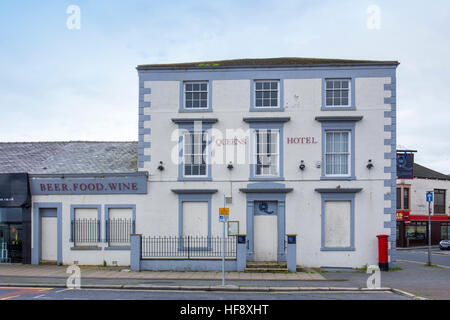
(426, 192, 433, 203)
(219, 207, 229, 222)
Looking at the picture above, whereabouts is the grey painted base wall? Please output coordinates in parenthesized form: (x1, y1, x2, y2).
(140, 259, 237, 271)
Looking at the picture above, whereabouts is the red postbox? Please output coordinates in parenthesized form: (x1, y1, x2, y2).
(376, 234, 389, 271)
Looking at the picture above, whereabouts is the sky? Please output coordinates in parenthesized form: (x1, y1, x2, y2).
(0, 0, 449, 173)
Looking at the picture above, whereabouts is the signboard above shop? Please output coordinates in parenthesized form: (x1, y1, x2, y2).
(396, 153, 414, 179)
(0, 173, 31, 207)
(29, 173, 147, 195)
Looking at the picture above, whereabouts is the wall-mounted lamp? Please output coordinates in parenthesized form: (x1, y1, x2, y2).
(366, 159, 374, 169)
(157, 161, 164, 171)
(227, 162, 234, 170)
(299, 160, 305, 170)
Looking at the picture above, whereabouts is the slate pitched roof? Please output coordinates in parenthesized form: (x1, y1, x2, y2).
(137, 57, 400, 70)
(0, 141, 138, 174)
(414, 163, 450, 180)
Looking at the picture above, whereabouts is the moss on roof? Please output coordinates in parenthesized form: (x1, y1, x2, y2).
(137, 57, 399, 70)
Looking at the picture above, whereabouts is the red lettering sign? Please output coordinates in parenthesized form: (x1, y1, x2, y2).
(33, 179, 143, 194)
(287, 137, 318, 144)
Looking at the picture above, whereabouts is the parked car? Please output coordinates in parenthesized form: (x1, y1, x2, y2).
(440, 240, 450, 250)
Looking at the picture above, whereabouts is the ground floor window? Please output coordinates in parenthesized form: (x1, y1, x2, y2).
(323, 200, 352, 249)
(71, 207, 100, 247)
(405, 221, 427, 242)
(441, 222, 450, 240)
(0, 208, 23, 263)
(106, 207, 134, 247)
(182, 201, 208, 238)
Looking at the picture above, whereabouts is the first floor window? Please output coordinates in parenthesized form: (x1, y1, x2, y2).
(396, 185, 410, 210)
(325, 131, 350, 176)
(403, 188, 410, 210)
(434, 189, 446, 214)
(183, 130, 208, 177)
(396, 188, 402, 210)
(254, 129, 279, 176)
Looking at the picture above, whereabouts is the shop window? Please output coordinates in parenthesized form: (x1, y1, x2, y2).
(441, 222, 450, 240)
(406, 222, 427, 241)
(434, 189, 446, 214)
(0, 208, 23, 263)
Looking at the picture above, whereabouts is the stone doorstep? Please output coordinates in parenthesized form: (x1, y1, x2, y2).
(244, 268, 289, 273)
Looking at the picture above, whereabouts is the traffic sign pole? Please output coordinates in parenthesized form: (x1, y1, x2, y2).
(426, 191, 433, 266)
(222, 195, 226, 286)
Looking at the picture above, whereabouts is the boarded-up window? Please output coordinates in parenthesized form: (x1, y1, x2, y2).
(182, 202, 208, 237)
(108, 208, 133, 246)
(73, 208, 98, 246)
(324, 201, 351, 248)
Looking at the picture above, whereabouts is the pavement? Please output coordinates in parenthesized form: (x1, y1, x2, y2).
(1, 260, 449, 300)
(0, 264, 324, 281)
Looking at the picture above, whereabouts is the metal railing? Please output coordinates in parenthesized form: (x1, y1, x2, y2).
(106, 218, 134, 245)
(141, 236, 237, 259)
(72, 219, 99, 246)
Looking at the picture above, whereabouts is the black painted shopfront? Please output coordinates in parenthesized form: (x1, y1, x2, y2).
(396, 218, 450, 247)
(0, 173, 31, 263)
